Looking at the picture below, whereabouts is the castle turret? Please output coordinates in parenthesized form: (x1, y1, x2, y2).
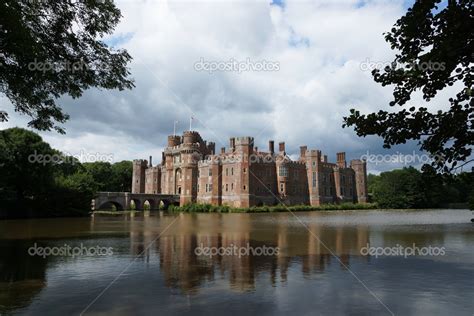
(132, 159, 148, 193)
(207, 142, 215, 155)
(337, 152, 346, 168)
(279, 142, 285, 155)
(306, 150, 322, 206)
(183, 130, 199, 144)
(300, 146, 307, 160)
(168, 135, 181, 147)
(350, 159, 368, 203)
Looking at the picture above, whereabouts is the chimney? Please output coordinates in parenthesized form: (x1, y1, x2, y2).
(221, 147, 225, 154)
(149, 155, 152, 167)
(323, 155, 328, 163)
(255, 146, 258, 152)
(229, 137, 235, 152)
(208, 142, 215, 155)
(279, 142, 285, 153)
(269, 140, 274, 154)
(300, 146, 307, 158)
(337, 152, 346, 168)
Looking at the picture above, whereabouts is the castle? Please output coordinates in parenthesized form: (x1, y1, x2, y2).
(132, 131, 368, 207)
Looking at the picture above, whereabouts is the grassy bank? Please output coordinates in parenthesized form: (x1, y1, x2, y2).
(167, 202, 378, 213)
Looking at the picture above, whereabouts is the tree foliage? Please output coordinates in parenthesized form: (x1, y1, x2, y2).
(0, 128, 133, 217)
(368, 166, 473, 208)
(344, 0, 473, 172)
(0, 0, 134, 133)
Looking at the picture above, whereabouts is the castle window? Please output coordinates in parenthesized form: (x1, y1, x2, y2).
(279, 166, 288, 177)
(226, 184, 228, 191)
(226, 168, 229, 176)
(208, 169, 212, 176)
(231, 183, 234, 190)
(280, 183, 284, 192)
(312, 172, 316, 187)
(231, 168, 234, 175)
(243, 168, 247, 173)
(243, 185, 246, 190)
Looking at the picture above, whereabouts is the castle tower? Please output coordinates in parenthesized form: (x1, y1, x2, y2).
(306, 150, 321, 206)
(179, 131, 200, 205)
(336, 152, 346, 168)
(350, 159, 368, 203)
(132, 159, 148, 193)
(234, 137, 253, 207)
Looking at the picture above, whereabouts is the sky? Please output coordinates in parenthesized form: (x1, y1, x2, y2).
(1, 0, 467, 174)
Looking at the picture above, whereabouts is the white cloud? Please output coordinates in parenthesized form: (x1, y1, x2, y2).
(1, 0, 463, 173)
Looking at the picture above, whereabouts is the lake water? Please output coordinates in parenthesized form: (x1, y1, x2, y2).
(0, 209, 473, 315)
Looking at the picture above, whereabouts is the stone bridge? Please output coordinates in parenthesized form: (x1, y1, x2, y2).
(92, 192, 180, 211)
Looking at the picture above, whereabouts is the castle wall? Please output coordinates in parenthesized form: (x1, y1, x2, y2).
(145, 166, 161, 194)
(133, 131, 368, 207)
(132, 159, 147, 194)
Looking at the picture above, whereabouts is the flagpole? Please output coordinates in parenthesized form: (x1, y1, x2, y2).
(173, 120, 178, 136)
(189, 117, 192, 131)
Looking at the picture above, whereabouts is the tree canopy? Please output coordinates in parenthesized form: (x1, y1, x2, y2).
(0, 127, 132, 217)
(0, 0, 134, 133)
(344, 0, 473, 173)
(368, 166, 473, 208)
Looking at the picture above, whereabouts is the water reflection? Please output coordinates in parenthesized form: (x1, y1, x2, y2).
(124, 214, 372, 293)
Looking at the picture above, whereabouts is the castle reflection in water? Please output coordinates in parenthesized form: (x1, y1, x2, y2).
(123, 213, 370, 293)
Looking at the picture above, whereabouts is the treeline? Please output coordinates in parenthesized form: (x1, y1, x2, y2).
(0, 128, 132, 218)
(368, 167, 474, 209)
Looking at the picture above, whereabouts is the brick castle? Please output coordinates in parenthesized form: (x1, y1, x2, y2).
(132, 131, 368, 207)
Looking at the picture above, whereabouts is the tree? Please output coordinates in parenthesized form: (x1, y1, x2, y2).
(0, 127, 56, 204)
(82, 161, 113, 191)
(371, 167, 426, 208)
(110, 160, 132, 192)
(0, 0, 134, 133)
(53, 171, 98, 215)
(343, 0, 473, 173)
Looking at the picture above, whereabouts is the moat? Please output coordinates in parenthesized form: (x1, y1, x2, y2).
(1, 209, 473, 315)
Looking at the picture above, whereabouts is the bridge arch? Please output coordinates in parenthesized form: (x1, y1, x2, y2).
(98, 201, 124, 211)
(143, 199, 156, 210)
(130, 198, 142, 210)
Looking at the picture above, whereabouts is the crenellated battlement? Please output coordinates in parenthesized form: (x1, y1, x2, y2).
(133, 159, 148, 166)
(133, 132, 368, 206)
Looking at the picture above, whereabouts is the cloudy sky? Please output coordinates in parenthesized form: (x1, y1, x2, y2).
(1, 0, 465, 174)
